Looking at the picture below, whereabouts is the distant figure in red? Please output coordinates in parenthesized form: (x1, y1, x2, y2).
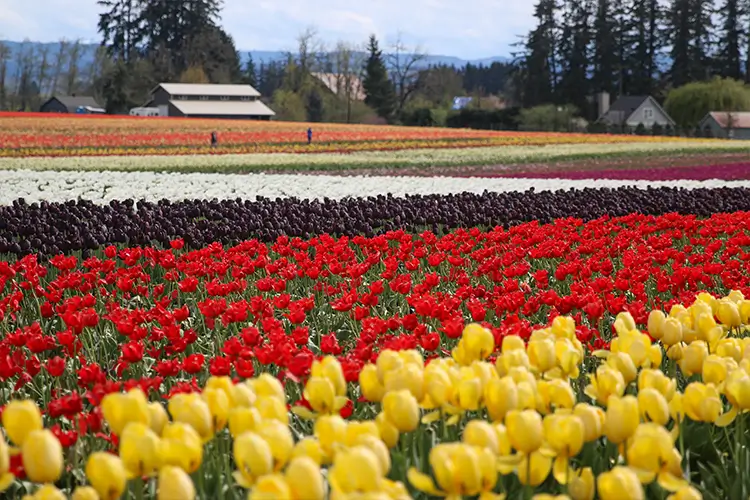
(307, 127, 313, 145)
(211, 131, 218, 146)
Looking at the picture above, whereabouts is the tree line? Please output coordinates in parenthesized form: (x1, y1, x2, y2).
(515, 0, 750, 121)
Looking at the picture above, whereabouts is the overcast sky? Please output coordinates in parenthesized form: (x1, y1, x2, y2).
(0, 0, 535, 59)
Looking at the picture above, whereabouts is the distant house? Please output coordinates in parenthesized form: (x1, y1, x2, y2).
(40, 95, 104, 114)
(311, 73, 366, 101)
(146, 83, 275, 120)
(698, 112, 750, 139)
(452, 96, 506, 111)
(596, 93, 675, 128)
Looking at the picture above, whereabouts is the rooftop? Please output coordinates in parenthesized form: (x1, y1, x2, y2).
(157, 83, 261, 98)
(170, 100, 275, 117)
(705, 111, 750, 129)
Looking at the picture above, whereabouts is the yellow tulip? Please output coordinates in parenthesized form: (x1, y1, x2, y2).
(312, 356, 348, 397)
(408, 444, 490, 497)
(584, 365, 625, 406)
(496, 349, 531, 375)
(167, 393, 213, 442)
(484, 377, 518, 422)
(303, 376, 337, 414)
(502, 335, 526, 352)
(21, 484, 66, 500)
(637, 388, 670, 426)
(715, 338, 743, 363)
(506, 409, 543, 454)
(568, 467, 595, 500)
(353, 435, 391, 477)
(614, 311, 637, 335)
(119, 423, 162, 478)
(603, 395, 639, 445)
(457, 323, 495, 364)
(680, 342, 708, 377)
(383, 363, 425, 402)
(606, 352, 637, 385)
(647, 310, 666, 340)
(359, 364, 386, 402)
(638, 369, 677, 401)
(0, 437, 14, 491)
(202, 387, 230, 431)
(2, 400, 43, 446)
(314, 415, 348, 460)
(551, 316, 576, 339)
(161, 422, 203, 473)
(249, 474, 293, 500)
(291, 437, 325, 465)
(157, 466, 196, 500)
(233, 432, 274, 488)
(517, 450, 552, 486)
(71, 486, 99, 500)
(256, 419, 294, 470)
(661, 318, 683, 346)
(21, 430, 63, 483)
(526, 338, 557, 373)
(329, 446, 383, 493)
(667, 485, 703, 500)
(573, 403, 605, 442)
(375, 412, 400, 449)
(626, 423, 686, 491)
(376, 350, 404, 384)
(543, 413, 584, 459)
(682, 382, 722, 423)
(702, 355, 736, 386)
(205, 376, 244, 407)
(717, 299, 741, 328)
(148, 402, 168, 436)
(248, 373, 286, 403)
(463, 420, 500, 455)
(344, 421, 380, 447)
(382, 389, 420, 433)
(85, 452, 127, 500)
(228, 406, 263, 437)
(597, 466, 644, 500)
(255, 396, 289, 425)
(101, 389, 151, 436)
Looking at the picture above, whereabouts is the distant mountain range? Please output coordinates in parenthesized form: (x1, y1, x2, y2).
(0, 39, 512, 87)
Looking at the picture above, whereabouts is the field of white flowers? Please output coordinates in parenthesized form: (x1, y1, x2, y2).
(3, 169, 750, 204)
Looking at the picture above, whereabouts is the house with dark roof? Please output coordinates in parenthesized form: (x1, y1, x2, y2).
(596, 93, 675, 128)
(40, 95, 104, 114)
(699, 112, 750, 139)
(146, 83, 275, 120)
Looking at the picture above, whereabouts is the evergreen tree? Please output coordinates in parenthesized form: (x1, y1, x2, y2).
(668, 0, 692, 87)
(592, 0, 617, 94)
(243, 54, 258, 87)
(362, 35, 396, 119)
(627, 0, 662, 95)
(558, 0, 592, 113)
(717, 0, 744, 80)
(521, 0, 558, 107)
(97, 0, 143, 62)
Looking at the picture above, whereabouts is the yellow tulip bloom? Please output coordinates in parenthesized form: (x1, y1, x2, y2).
(233, 432, 274, 488)
(157, 465, 196, 500)
(506, 409, 543, 454)
(597, 466, 644, 500)
(382, 389, 420, 433)
(21, 429, 63, 484)
(603, 395, 639, 445)
(85, 452, 127, 500)
(160, 422, 204, 473)
(2, 400, 43, 447)
(119, 423, 162, 479)
(101, 388, 151, 436)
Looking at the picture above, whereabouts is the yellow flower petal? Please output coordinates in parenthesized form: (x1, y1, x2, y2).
(657, 471, 688, 492)
(407, 468, 445, 496)
(715, 407, 738, 428)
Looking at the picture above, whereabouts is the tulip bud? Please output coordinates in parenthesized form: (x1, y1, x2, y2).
(2, 400, 43, 447)
(647, 310, 666, 340)
(157, 466, 196, 500)
(22, 430, 63, 483)
(382, 390, 420, 433)
(597, 466, 644, 500)
(86, 452, 127, 500)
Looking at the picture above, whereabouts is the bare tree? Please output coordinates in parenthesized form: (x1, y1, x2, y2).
(332, 40, 365, 123)
(50, 39, 70, 96)
(36, 45, 50, 97)
(66, 40, 83, 95)
(0, 42, 9, 110)
(387, 33, 427, 115)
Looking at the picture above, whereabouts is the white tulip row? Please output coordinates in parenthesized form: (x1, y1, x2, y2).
(1, 170, 749, 205)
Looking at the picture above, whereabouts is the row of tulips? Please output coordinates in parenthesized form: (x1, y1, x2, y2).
(0, 213, 747, 497)
(2, 290, 749, 499)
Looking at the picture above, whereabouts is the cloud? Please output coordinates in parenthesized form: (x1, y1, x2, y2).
(0, 0, 535, 58)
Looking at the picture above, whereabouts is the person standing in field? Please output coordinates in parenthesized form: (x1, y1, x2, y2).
(307, 127, 313, 145)
(211, 131, 218, 147)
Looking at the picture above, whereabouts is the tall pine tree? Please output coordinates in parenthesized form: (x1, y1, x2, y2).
(521, 0, 558, 107)
(558, 0, 592, 113)
(362, 35, 396, 120)
(717, 0, 744, 80)
(592, 0, 617, 94)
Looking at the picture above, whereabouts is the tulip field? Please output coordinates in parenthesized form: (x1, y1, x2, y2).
(2, 112, 750, 500)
